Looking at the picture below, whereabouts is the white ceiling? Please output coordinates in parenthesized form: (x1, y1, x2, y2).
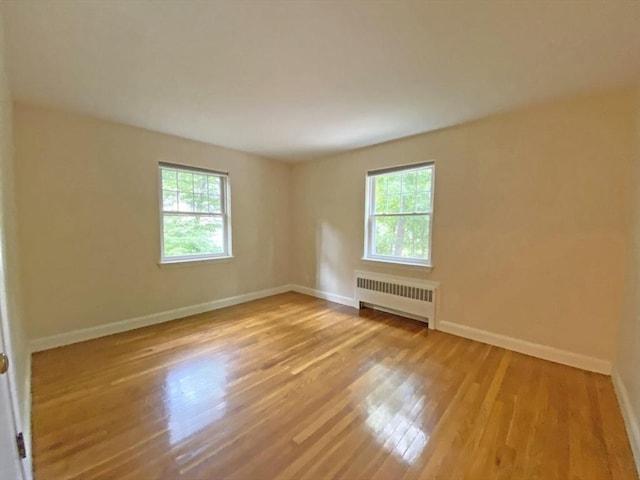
(2, 1, 639, 161)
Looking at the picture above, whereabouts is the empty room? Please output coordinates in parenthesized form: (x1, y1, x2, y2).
(0, 1, 638, 479)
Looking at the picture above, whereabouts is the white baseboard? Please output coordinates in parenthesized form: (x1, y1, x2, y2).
(438, 320, 612, 374)
(287, 288, 610, 375)
(30, 285, 292, 352)
(290, 284, 359, 309)
(612, 369, 640, 474)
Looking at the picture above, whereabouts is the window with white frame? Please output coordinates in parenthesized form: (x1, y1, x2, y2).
(159, 163, 231, 263)
(365, 162, 435, 266)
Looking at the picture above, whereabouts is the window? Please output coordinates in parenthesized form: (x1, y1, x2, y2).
(365, 162, 435, 266)
(159, 163, 231, 263)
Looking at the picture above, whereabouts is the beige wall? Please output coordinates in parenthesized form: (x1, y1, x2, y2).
(292, 88, 635, 363)
(614, 83, 640, 469)
(13, 89, 636, 362)
(0, 8, 29, 447)
(14, 104, 291, 339)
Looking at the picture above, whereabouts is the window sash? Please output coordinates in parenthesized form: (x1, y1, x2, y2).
(368, 213, 432, 264)
(162, 213, 229, 259)
(370, 212, 430, 218)
(369, 166, 434, 216)
(160, 167, 226, 216)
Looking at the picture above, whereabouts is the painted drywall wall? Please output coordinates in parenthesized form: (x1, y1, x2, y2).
(14, 104, 291, 339)
(291, 88, 635, 363)
(614, 83, 640, 471)
(0, 7, 30, 463)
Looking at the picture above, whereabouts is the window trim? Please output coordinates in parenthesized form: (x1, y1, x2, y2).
(364, 161, 435, 267)
(158, 162, 233, 264)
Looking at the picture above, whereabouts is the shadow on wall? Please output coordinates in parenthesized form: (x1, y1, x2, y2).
(316, 220, 352, 297)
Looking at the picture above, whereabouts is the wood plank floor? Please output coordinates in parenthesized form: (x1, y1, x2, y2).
(32, 292, 637, 479)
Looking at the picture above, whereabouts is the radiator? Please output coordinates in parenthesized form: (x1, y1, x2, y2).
(355, 271, 439, 329)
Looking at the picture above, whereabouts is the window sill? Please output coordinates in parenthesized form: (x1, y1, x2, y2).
(361, 257, 433, 272)
(159, 255, 234, 267)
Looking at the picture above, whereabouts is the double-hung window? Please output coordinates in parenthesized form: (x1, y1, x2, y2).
(365, 162, 435, 266)
(159, 163, 231, 263)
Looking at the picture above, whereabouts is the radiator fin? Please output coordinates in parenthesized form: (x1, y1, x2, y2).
(357, 277, 433, 303)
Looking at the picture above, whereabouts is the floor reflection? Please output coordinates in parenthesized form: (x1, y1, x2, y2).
(364, 365, 428, 464)
(164, 355, 228, 445)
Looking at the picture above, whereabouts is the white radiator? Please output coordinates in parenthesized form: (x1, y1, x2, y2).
(355, 271, 439, 329)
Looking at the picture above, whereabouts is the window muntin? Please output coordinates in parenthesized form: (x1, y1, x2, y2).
(159, 163, 231, 263)
(366, 163, 434, 266)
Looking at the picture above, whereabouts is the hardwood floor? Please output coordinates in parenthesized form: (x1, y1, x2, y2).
(32, 292, 637, 479)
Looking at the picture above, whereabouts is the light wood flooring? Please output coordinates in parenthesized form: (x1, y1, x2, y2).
(31, 292, 637, 479)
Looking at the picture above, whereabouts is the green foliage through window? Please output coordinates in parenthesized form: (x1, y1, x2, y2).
(368, 164, 434, 263)
(160, 165, 228, 259)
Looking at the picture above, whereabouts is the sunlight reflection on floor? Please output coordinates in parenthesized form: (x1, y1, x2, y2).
(164, 355, 228, 445)
(364, 366, 429, 464)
